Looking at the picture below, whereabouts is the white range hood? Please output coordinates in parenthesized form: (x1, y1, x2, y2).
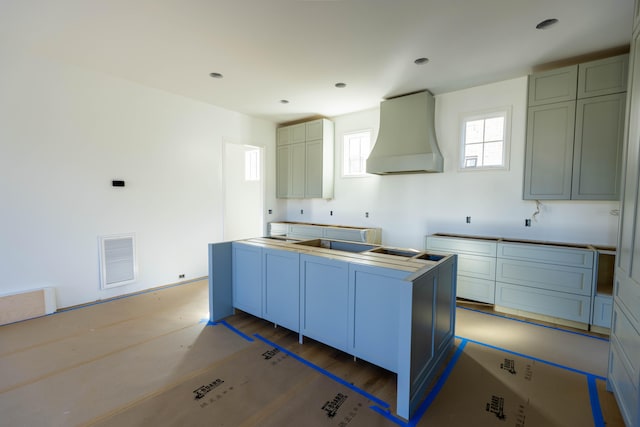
(366, 90, 443, 175)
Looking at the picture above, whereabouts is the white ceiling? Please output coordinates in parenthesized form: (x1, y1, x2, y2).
(1, 0, 634, 124)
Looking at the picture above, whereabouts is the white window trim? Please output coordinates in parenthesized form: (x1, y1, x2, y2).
(342, 128, 374, 178)
(458, 107, 511, 172)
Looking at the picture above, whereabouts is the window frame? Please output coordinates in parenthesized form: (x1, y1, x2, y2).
(458, 107, 511, 172)
(342, 129, 373, 178)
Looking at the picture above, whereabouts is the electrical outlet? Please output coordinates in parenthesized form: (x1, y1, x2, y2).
(300, 209, 304, 215)
(268, 209, 272, 214)
(365, 212, 369, 218)
(466, 216, 471, 224)
(179, 274, 185, 279)
(330, 210, 333, 216)
(525, 219, 532, 227)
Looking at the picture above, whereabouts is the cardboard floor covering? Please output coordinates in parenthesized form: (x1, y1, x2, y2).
(90, 337, 397, 427)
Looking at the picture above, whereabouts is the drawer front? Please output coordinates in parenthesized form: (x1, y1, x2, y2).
(495, 282, 591, 323)
(458, 254, 496, 281)
(323, 227, 366, 242)
(426, 236, 497, 257)
(496, 258, 593, 296)
(592, 294, 613, 328)
(498, 242, 594, 268)
(457, 276, 495, 304)
(268, 222, 288, 236)
(288, 224, 324, 239)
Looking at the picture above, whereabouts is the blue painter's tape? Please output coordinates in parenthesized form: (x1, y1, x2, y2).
(253, 334, 390, 409)
(368, 405, 408, 426)
(206, 320, 254, 342)
(588, 375, 606, 427)
(456, 335, 607, 380)
(405, 339, 469, 427)
(458, 306, 609, 343)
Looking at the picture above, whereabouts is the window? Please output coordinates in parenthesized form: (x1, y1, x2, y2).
(343, 130, 372, 177)
(460, 109, 510, 170)
(244, 149, 260, 181)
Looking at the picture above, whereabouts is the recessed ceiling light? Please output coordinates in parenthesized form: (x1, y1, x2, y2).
(209, 72, 223, 79)
(335, 82, 347, 88)
(414, 57, 429, 65)
(280, 99, 289, 104)
(536, 18, 558, 29)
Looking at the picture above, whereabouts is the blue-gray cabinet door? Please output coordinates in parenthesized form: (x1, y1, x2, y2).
(232, 242, 263, 317)
(524, 101, 576, 199)
(263, 248, 300, 332)
(572, 92, 626, 200)
(300, 254, 349, 352)
(348, 264, 408, 373)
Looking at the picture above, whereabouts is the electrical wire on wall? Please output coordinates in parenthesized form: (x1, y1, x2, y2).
(531, 199, 542, 222)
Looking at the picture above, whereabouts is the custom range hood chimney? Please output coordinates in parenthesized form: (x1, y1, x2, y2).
(366, 90, 443, 175)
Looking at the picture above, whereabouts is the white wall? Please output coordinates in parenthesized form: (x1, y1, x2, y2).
(282, 77, 621, 249)
(0, 47, 277, 309)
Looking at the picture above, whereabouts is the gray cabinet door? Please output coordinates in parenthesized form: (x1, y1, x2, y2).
(528, 65, 577, 106)
(263, 248, 300, 332)
(290, 142, 306, 198)
(300, 254, 349, 352)
(304, 139, 323, 198)
(232, 243, 263, 317)
(577, 54, 629, 99)
(572, 93, 626, 200)
(524, 101, 576, 199)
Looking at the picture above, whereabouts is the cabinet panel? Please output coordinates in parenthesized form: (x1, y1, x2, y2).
(498, 242, 594, 268)
(609, 339, 639, 427)
(572, 93, 626, 200)
(495, 282, 591, 323)
(524, 101, 576, 199)
(577, 54, 629, 99)
(528, 65, 578, 106)
(300, 255, 349, 351)
(263, 249, 300, 332)
(496, 258, 592, 296)
(276, 127, 289, 146)
(232, 243, 263, 317)
(457, 276, 495, 304)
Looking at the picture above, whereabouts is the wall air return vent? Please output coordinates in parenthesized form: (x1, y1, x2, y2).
(99, 233, 137, 289)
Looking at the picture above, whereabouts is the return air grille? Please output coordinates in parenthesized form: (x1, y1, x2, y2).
(99, 234, 137, 289)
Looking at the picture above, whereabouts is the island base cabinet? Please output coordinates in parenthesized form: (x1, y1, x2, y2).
(300, 254, 349, 352)
(263, 249, 300, 332)
(232, 242, 263, 318)
(348, 265, 408, 373)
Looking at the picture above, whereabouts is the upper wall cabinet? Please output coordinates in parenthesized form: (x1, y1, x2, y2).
(524, 54, 629, 200)
(277, 118, 334, 199)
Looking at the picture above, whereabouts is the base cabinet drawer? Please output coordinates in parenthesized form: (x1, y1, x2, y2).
(426, 236, 497, 257)
(496, 258, 593, 296)
(457, 276, 495, 304)
(495, 282, 591, 323)
(497, 242, 594, 268)
(288, 224, 324, 239)
(458, 254, 496, 281)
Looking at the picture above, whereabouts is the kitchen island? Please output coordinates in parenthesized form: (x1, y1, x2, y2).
(208, 237, 457, 420)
